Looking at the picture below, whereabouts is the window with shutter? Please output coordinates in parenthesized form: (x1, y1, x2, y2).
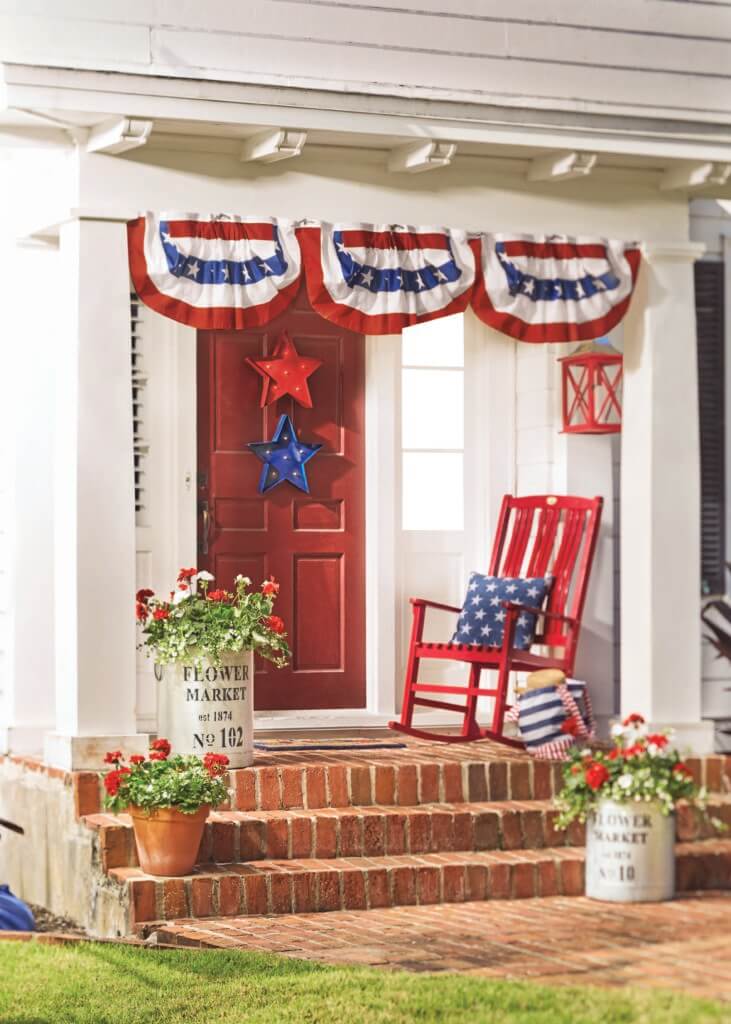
(130, 293, 149, 528)
(695, 261, 726, 596)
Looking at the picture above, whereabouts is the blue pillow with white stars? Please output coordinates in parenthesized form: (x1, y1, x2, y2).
(452, 573, 553, 649)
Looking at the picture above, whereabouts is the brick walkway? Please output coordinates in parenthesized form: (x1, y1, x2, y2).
(152, 891, 731, 1001)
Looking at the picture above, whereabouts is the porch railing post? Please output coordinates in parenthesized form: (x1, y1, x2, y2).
(44, 216, 147, 770)
(620, 240, 715, 752)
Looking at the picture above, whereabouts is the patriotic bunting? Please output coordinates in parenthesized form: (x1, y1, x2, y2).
(127, 213, 641, 342)
(471, 234, 641, 343)
(127, 213, 301, 330)
(297, 223, 475, 335)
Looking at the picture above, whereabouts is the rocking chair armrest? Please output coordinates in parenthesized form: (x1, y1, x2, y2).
(411, 597, 462, 614)
(503, 602, 578, 628)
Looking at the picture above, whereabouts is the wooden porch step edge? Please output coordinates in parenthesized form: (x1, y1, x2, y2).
(89, 797, 731, 873)
(121, 838, 731, 928)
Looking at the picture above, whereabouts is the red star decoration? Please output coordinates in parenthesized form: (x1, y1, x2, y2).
(246, 332, 323, 408)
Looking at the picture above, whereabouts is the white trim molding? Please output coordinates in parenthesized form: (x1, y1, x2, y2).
(5, 63, 731, 167)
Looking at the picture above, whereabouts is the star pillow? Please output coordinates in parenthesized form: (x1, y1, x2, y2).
(452, 574, 553, 650)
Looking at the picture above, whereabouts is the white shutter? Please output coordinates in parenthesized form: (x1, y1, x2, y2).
(131, 293, 150, 526)
(131, 297, 197, 732)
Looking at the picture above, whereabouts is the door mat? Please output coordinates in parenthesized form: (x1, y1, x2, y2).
(253, 739, 407, 751)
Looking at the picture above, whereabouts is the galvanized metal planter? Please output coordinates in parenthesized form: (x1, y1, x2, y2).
(586, 798, 675, 902)
(155, 652, 254, 768)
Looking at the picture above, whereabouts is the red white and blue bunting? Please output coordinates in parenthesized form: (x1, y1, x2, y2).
(127, 213, 641, 342)
(127, 213, 301, 329)
(471, 235, 642, 343)
(298, 223, 475, 334)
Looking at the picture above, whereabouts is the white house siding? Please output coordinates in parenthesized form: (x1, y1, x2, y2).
(691, 199, 731, 750)
(0, 1, 731, 123)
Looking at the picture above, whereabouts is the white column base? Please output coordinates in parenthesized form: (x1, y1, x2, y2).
(0, 725, 53, 757)
(43, 732, 150, 771)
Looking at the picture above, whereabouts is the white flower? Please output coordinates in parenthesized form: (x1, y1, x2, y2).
(580, 748, 592, 757)
(235, 575, 251, 586)
(611, 723, 625, 739)
(195, 570, 214, 582)
(172, 589, 191, 605)
(618, 774, 633, 790)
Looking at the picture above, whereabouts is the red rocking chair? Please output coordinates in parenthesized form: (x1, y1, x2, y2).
(389, 494, 603, 746)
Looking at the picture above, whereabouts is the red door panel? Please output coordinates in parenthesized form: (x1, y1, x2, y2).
(197, 288, 366, 710)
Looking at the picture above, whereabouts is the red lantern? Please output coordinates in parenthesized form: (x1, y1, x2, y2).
(559, 338, 622, 434)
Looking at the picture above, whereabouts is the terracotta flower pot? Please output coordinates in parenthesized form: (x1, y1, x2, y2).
(129, 804, 210, 877)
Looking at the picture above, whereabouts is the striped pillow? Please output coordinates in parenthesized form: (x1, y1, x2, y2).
(517, 680, 591, 752)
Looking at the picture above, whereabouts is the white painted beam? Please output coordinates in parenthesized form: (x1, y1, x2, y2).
(659, 161, 731, 192)
(527, 150, 597, 182)
(5, 65, 731, 168)
(86, 116, 152, 155)
(239, 128, 306, 163)
(387, 140, 456, 174)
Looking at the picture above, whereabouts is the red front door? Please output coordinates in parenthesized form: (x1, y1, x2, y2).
(197, 289, 366, 710)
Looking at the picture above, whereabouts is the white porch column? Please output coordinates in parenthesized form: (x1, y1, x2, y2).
(621, 240, 714, 752)
(44, 217, 147, 770)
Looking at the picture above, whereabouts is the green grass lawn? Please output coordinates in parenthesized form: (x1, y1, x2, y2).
(0, 942, 727, 1024)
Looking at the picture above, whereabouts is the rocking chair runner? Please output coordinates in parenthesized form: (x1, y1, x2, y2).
(389, 494, 603, 746)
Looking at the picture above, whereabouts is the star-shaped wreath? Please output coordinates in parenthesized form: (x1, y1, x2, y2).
(246, 331, 323, 408)
(248, 414, 322, 493)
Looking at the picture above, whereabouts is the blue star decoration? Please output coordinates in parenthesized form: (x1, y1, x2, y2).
(248, 414, 323, 494)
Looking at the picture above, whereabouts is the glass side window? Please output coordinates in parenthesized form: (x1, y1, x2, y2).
(401, 315, 464, 531)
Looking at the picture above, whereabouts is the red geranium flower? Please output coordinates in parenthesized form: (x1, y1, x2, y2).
(153, 608, 170, 621)
(178, 583, 189, 591)
(608, 748, 622, 761)
(262, 576, 280, 596)
(622, 713, 645, 727)
(177, 568, 197, 582)
(150, 737, 171, 759)
(136, 588, 154, 604)
(103, 767, 130, 796)
(623, 743, 645, 758)
(646, 733, 668, 748)
(135, 602, 148, 622)
(673, 762, 693, 778)
(585, 762, 610, 791)
(207, 589, 228, 602)
(264, 615, 285, 634)
(560, 716, 581, 736)
(203, 752, 230, 777)
(104, 750, 123, 765)
(129, 754, 145, 765)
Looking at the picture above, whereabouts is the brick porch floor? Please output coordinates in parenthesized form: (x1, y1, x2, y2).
(150, 891, 731, 1001)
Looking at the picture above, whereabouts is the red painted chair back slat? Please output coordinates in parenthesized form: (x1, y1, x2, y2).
(488, 495, 603, 655)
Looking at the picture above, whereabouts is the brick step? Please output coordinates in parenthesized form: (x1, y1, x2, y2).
(198, 752, 731, 811)
(225, 756, 559, 812)
(69, 747, 731, 819)
(120, 838, 731, 929)
(85, 799, 584, 872)
(86, 795, 731, 873)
